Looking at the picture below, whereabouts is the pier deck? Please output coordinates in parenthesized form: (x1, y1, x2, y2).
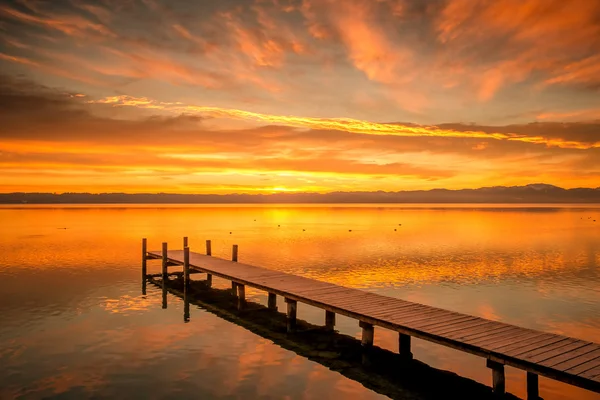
(144, 241, 600, 398)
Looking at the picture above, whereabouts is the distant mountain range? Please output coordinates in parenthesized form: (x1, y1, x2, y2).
(1, 184, 599, 204)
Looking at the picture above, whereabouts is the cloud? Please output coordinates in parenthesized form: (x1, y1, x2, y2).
(1, 74, 599, 193)
(85, 94, 600, 150)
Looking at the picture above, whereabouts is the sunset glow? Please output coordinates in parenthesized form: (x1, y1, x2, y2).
(1, 0, 600, 193)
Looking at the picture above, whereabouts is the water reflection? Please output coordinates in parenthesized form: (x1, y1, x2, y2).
(0, 205, 599, 400)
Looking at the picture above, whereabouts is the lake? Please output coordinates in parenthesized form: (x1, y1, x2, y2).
(1, 204, 599, 400)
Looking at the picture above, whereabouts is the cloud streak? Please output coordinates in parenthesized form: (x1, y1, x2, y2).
(88, 95, 600, 150)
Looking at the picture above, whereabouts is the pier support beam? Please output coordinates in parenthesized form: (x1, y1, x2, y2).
(487, 359, 506, 395)
(325, 310, 336, 331)
(161, 242, 168, 281)
(183, 236, 188, 248)
(141, 238, 147, 294)
(231, 282, 238, 297)
(268, 293, 277, 311)
(360, 321, 374, 366)
(237, 284, 246, 310)
(285, 298, 297, 333)
(527, 372, 540, 400)
(183, 247, 190, 291)
(205, 240, 212, 286)
(232, 244, 238, 262)
(399, 333, 413, 360)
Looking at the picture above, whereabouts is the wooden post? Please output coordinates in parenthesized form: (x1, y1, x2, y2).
(232, 244, 238, 262)
(183, 236, 188, 248)
(206, 239, 212, 256)
(183, 285, 190, 322)
(487, 359, 506, 395)
(161, 242, 168, 281)
(399, 333, 413, 360)
(527, 372, 539, 400)
(161, 279, 167, 309)
(268, 293, 277, 310)
(325, 310, 336, 331)
(285, 298, 297, 333)
(141, 238, 147, 295)
(183, 246, 190, 291)
(206, 273, 212, 288)
(142, 238, 147, 278)
(360, 321, 374, 365)
(237, 284, 246, 310)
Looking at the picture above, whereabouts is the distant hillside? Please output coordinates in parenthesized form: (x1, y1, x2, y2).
(1, 184, 599, 204)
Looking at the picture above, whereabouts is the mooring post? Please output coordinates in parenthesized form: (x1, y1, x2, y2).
(285, 298, 297, 333)
(161, 279, 167, 309)
(183, 246, 190, 291)
(527, 371, 539, 400)
(183, 291, 190, 322)
(268, 293, 277, 310)
(232, 244, 238, 262)
(183, 236, 188, 248)
(325, 310, 336, 331)
(205, 239, 213, 287)
(399, 333, 413, 360)
(230, 244, 239, 296)
(359, 321, 374, 366)
(237, 284, 246, 310)
(161, 242, 168, 281)
(142, 238, 147, 295)
(142, 238, 147, 278)
(487, 359, 506, 395)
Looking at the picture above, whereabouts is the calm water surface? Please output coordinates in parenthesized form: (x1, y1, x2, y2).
(1, 204, 599, 400)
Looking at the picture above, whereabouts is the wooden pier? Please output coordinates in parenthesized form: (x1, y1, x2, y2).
(142, 238, 600, 398)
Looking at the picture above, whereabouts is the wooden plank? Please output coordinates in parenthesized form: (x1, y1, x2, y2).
(523, 340, 592, 364)
(541, 344, 600, 368)
(411, 315, 476, 331)
(517, 338, 585, 362)
(465, 326, 525, 346)
(364, 302, 421, 318)
(566, 356, 600, 375)
(428, 318, 493, 336)
(470, 327, 539, 347)
(380, 305, 440, 320)
(489, 332, 555, 353)
(457, 324, 516, 342)
(485, 331, 550, 352)
(580, 365, 600, 380)
(554, 349, 600, 372)
(504, 337, 570, 358)
(392, 309, 452, 325)
(445, 321, 507, 341)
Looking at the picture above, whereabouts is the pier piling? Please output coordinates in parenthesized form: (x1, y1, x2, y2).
(183, 246, 190, 291)
(268, 293, 277, 310)
(285, 298, 297, 333)
(487, 359, 506, 395)
(360, 321, 374, 366)
(325, 310, 336, 331)
(399, 333, 413, 360)
(232, 244, 238, 262)
(527, 372, 539, 400)
(161, 242, 168, 281)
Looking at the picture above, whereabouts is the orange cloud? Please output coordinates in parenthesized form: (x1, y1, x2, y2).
(88, 95, 600, 150)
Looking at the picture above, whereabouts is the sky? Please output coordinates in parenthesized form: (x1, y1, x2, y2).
(1, 0, 599, 194)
